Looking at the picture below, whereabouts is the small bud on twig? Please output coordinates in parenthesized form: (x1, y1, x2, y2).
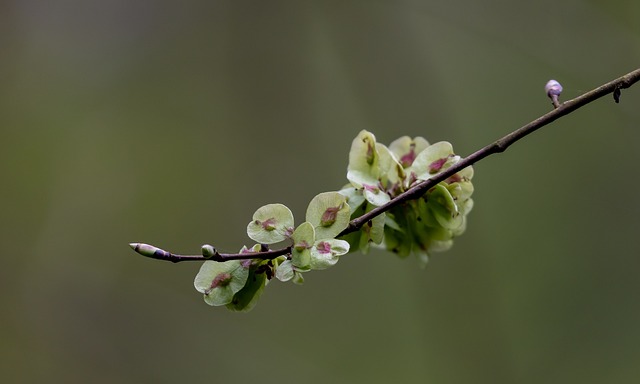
(130, 243, 166, 257)
(201, 244, 217, 258)
(545, 79, 563, 108)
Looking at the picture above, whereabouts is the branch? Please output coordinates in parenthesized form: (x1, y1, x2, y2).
(131, 67, 640, 263)
(129, 242, 292, 263)
(340, 67, 640, 236)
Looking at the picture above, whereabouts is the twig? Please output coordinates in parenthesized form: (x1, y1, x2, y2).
(129, 242, 291, 263)
(132, 68, 640, 263)
(340, 67, 640, 236)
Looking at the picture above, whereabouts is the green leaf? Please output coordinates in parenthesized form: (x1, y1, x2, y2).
(415, 215, 452, 242)
(459, 197, 474, 216)
(242, 244, 263, 253)
(246, 203, 295, 244)
(451, 214, 469, 236)
(337, 200, 366, 254)
(347, 130, 380, 187)
(305, 192, 351, 240)
(310, 239, 350, 270)
(353, 203, 386, 254)
(275, 259, 306, 285)
(383, 206, 414, 258)
(338, 229, 362, 255)
(291, 221, 315, 269)
(411, 141, 460, 180)
(428, 184, 463, 230)
(363, 212, 385, 245)
(447, 177, 474, 202)
(445, 165, 475, 201)
(376, 143, 405, 186)
(338, 186, 365, 212)
(194, 260, 250, 306)
(388, 136, 430, 168)
(385, 213, 402, 231)
(384, 225, 412, 258)
(362, 183, 391, 207)
(451, 164, 474, 180)
(291, 271, 305, 285)
(275, 259, 295, 282)
(426, 239, 453, 253)
(226, 262, 267, 312)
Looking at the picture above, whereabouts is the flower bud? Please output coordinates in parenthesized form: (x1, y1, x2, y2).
(129, 243, 170, 258)
(201, 244, 217, 258)
(545, 79, 563, 96)
(545, 79, 563, 108)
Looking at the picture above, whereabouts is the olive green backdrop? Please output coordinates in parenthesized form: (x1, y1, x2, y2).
(2, 1, 640, 383)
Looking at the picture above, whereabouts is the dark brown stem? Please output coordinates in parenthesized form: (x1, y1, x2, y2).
(132, 67, 640, 263)
(339, 67, 640, 236)
(130, 242, 292, 263)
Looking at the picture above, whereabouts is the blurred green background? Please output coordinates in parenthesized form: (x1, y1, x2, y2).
(2, 1, 640, 383)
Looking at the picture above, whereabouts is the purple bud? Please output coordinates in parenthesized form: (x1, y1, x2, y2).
(545, 80, 563, 108)
(545, 79, 563, 96)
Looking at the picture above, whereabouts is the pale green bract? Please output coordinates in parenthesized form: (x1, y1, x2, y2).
(226, 244, 269, 312)
(362, 185, 391, 207)
(388, 136, 431, 167)
(194, 259, 249, 306)
(305, 192, 351, 240)
(411, 141, 461, 181)
(275, 259, 296, 283)
(246, 203, 294, 244)
(290, 221, 314, 270)
(375, 142, 405, 187)
(226, 266, 267, 312)
(347, 130, 380, 188)
(309, 239, 350, 270)
(338, 186, 365, 212)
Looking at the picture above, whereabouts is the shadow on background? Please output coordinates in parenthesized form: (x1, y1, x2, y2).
(2, 1, 640, 383)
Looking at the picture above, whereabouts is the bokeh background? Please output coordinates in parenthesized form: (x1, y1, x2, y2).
(2, 1, 640, 383)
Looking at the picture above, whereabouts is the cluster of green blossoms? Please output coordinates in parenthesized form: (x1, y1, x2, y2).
(193, 130, 474, 311)
(194, 194, 351, 311)
(341, 130, 474, 264)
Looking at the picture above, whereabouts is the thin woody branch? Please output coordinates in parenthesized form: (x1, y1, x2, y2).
(340, 67, 640, 236)
(129, 242, 291, 263)
(131, 67, 640, 263)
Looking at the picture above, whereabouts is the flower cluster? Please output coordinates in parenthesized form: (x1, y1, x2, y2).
(339, 130, 474, 264)
(194, 194, 351, 311)
(193, 129, 474, 311)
